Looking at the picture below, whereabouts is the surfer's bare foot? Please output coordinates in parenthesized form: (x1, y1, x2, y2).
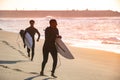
(51, 73, 57, 78)
(31, 59, 33, 61)
(28, 54, 30, 57)
(30, 56, 33, 61)
(40, 72, 44, 76)
(24, 44, 26, 48)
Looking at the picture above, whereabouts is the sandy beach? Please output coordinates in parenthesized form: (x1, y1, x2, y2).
(0, 30, 120, 80)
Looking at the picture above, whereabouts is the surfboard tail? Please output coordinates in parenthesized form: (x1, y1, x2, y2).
(19, 30, 33, 49)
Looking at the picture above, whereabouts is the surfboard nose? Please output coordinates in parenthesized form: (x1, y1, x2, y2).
(55, 38, 74, 59)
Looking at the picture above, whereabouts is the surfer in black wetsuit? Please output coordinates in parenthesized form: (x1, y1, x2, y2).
(23, 20, 40, 61)
(40, 19, 61, 78)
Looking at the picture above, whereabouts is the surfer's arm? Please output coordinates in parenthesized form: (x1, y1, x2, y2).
(37, 32, 40, 42)
(36, 29, 40, 42)
(56, 29, 62, 39)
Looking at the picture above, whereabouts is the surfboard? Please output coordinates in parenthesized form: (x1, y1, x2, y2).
(19, 30, 33, 49)
(55, 38, 74, 59)
(24, 32, 33, 49)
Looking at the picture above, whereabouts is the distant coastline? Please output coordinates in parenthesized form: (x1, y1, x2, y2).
(0, 10, 120, 18)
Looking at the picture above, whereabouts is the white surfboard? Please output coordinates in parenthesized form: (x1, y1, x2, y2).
(25, 32, 33, 49)
(55, 38, 74, 59)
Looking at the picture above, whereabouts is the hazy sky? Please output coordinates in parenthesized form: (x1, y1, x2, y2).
(0, 0, 120, 12)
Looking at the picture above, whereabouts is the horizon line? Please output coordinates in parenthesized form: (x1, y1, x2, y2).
(0, 9, 120, 12)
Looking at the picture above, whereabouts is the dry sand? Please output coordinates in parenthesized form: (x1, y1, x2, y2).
(0, 30, 120, 80)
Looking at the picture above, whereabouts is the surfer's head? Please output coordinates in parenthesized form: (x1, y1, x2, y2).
(29, 20, 35, 26)
(49, 19, 57, 28)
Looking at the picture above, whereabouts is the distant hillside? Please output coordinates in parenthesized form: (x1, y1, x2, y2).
(0, 10, 120, 18)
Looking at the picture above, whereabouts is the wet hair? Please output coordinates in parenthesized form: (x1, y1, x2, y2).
(49, 19, 57, 25)
(29, 20, 35, 24)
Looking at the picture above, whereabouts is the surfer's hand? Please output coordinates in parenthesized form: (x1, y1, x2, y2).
(37, 39, 39, 42)
(57, 35, 62, 39)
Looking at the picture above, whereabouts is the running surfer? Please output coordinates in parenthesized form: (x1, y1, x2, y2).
(23, 20, 40, 61)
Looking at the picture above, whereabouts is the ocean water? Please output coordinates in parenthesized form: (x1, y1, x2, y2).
(0, 17, 120, 54)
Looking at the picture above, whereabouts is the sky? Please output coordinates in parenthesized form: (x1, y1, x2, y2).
(0, 0, 120, 12)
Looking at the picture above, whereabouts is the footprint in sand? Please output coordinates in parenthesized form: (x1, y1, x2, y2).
(1, 40, 28, 58)
(0, 64, 9, 69)
(0, 41, 40, 75)
(0, 64, 39, 75)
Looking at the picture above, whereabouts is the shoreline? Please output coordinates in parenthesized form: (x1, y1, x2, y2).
(1, 29, 120, 55)
(70, 44, 120, 55)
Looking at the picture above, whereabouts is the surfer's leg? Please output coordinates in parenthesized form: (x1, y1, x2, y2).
(27, 48, 30, 57)
(40, 48, 49, 76)
(31, 47, 34, 61)
(31, 43, 35, 61)
(50, 49, 58, 78)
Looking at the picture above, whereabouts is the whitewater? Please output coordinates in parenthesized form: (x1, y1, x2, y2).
(0, 17, 120, 54)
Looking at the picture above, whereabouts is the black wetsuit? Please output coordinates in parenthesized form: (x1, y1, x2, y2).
(24, 26, 40, 61)
(41, 26, 59, 73)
